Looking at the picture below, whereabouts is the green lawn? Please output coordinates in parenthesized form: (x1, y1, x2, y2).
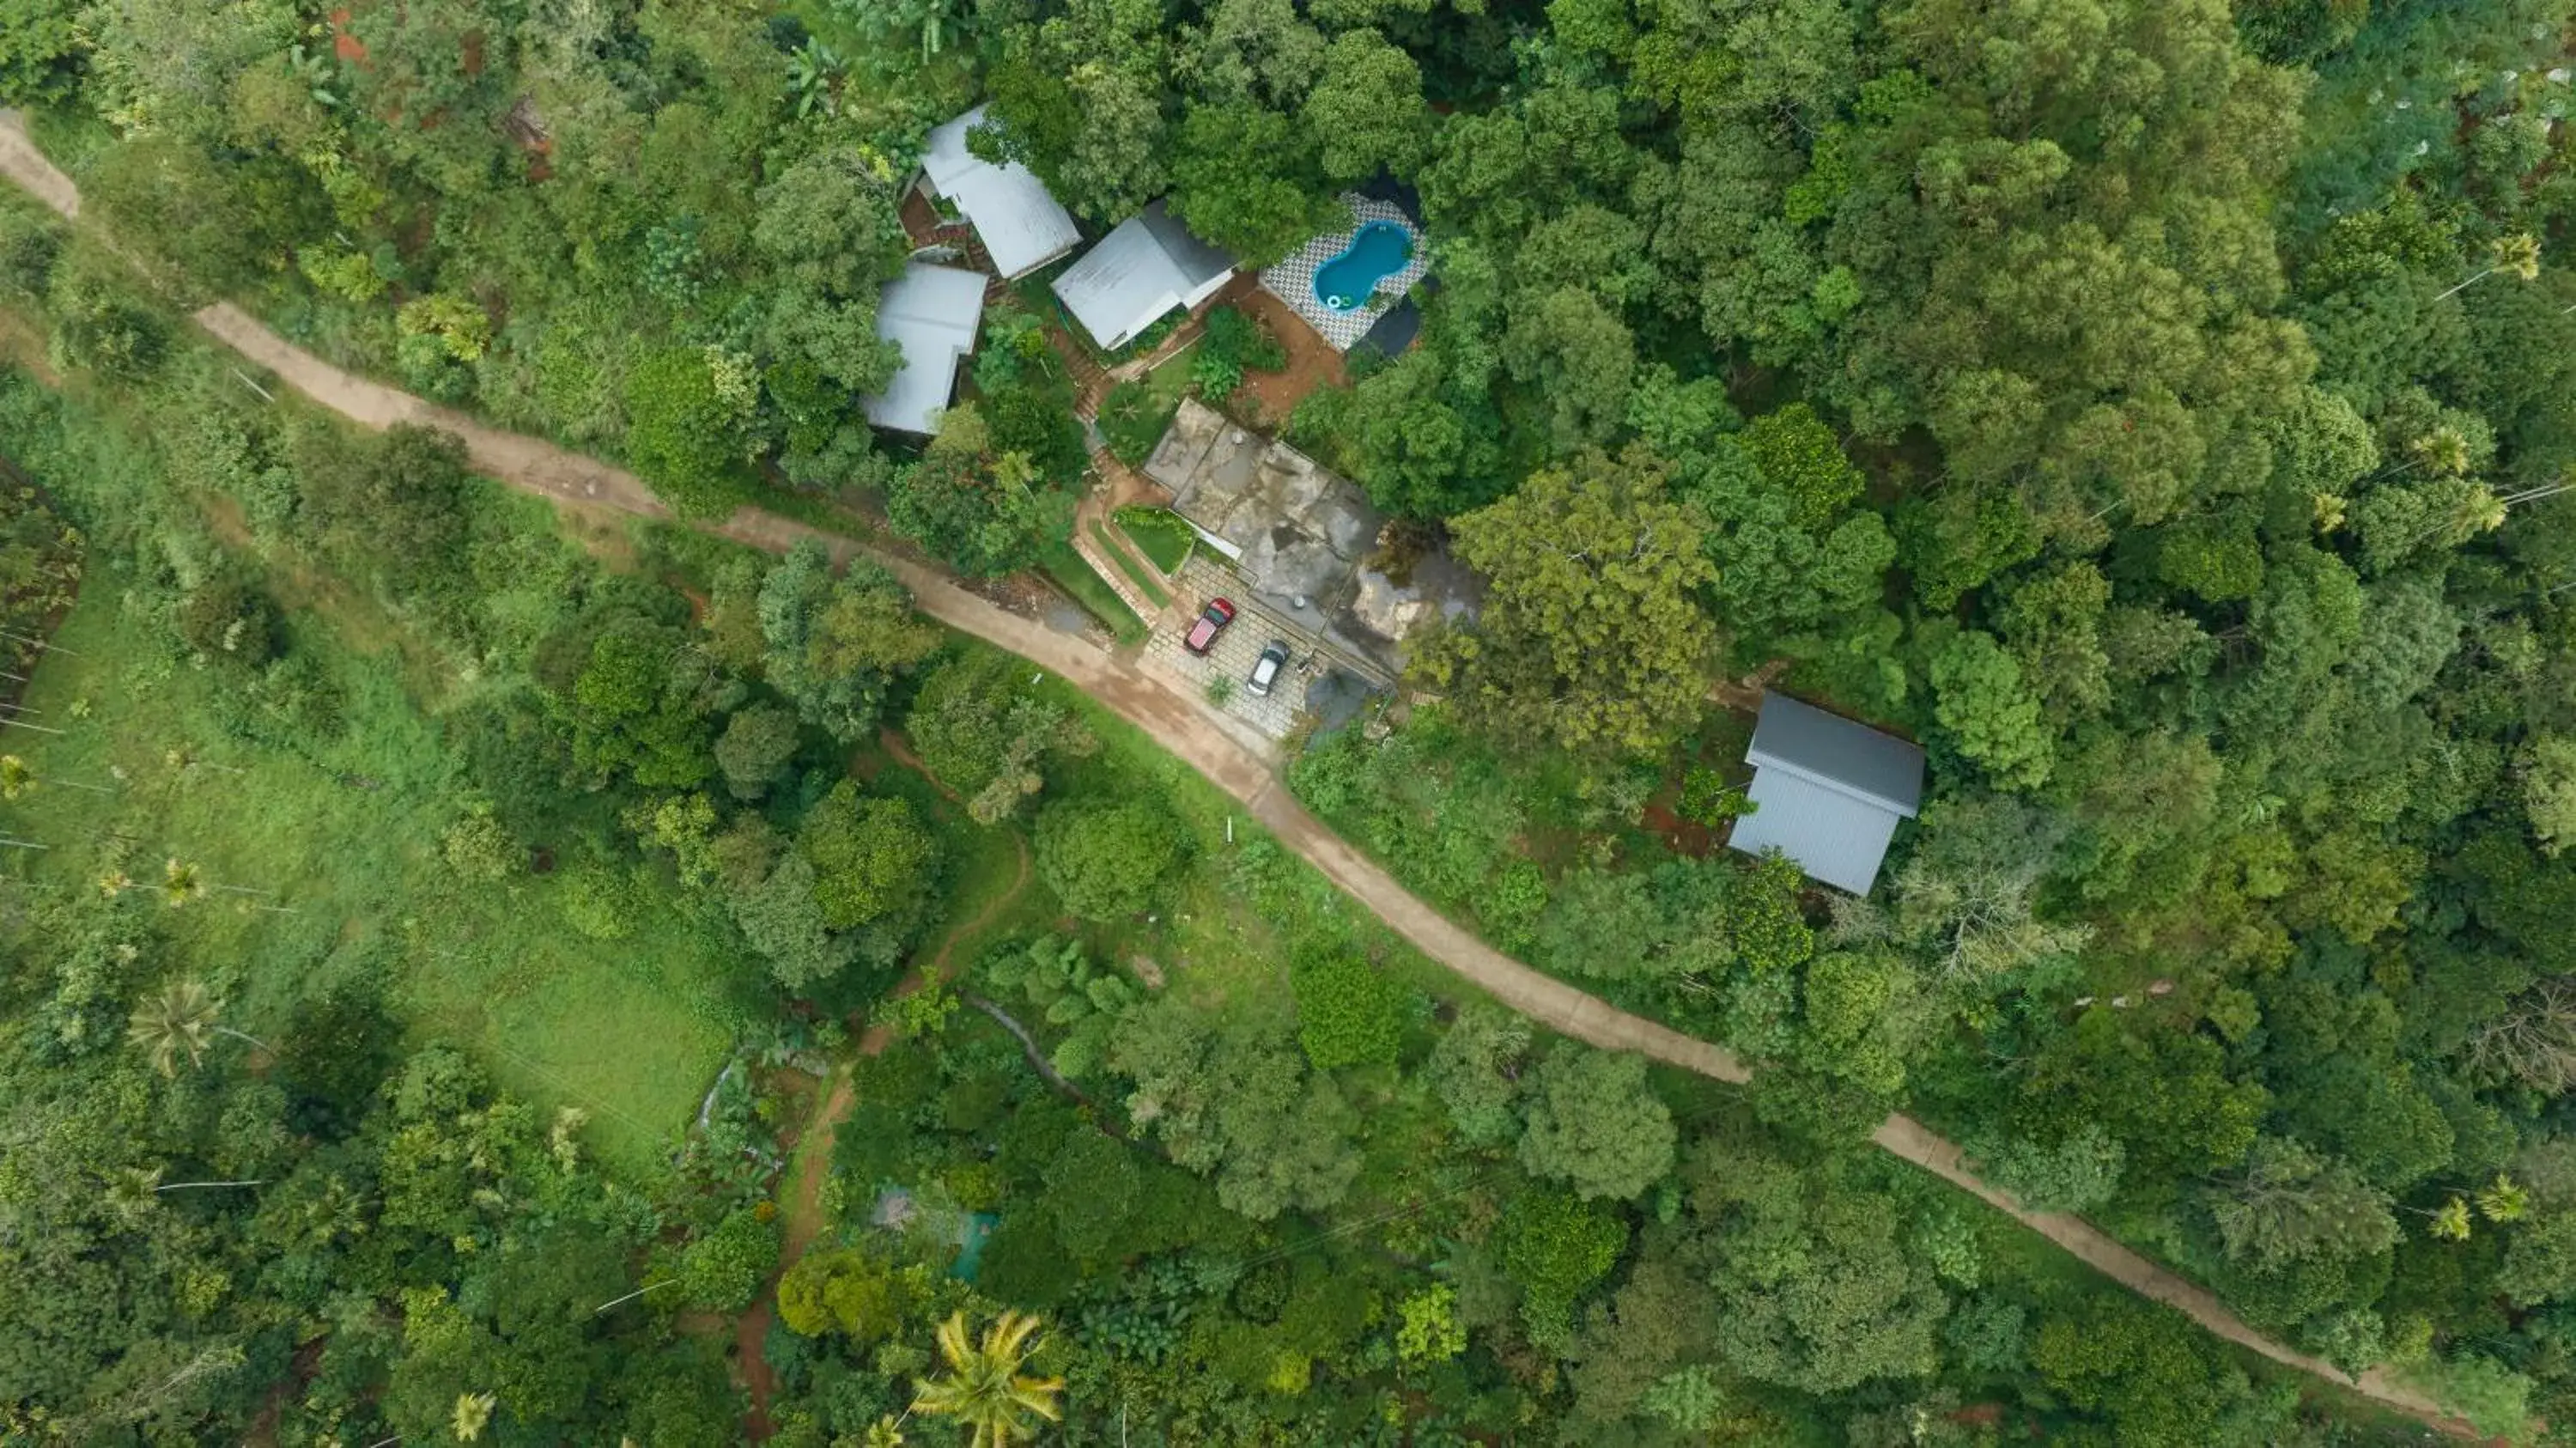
(1115, 508, 1195, 575)
(1036, 538, 1147, 643)
(1088, 520, 1172, 607)
(3, 564, 748, 1178)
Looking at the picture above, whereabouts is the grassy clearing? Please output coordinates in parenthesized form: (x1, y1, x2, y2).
(3, 572, 749, 1176)
(1087, 519, 1172, 607)
(1036, 538, 1147, 643)
(0, 351, 757, 1176)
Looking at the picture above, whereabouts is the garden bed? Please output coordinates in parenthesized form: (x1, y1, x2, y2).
(1087, 519, 1172, 606)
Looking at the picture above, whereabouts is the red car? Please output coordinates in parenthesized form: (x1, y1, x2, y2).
(1184, 597, 1236, 654)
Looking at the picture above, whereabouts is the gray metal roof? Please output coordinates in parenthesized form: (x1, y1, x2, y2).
(920, 106, 1081, 280)
(862, 262, 987, 435)
(1726, 691, 1925, 895)
(1745, 691, 1924, 816)
(1728, 769, 1906, 895)
(1052, 199, 1236, 349)
(1139, 200, 1234, 293)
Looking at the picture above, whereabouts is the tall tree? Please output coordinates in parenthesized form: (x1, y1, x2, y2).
(1419, 449, 1717, 757)
(758, 541, 942, 743)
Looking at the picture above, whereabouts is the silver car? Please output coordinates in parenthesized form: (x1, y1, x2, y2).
(1246, 641, 1291, 697)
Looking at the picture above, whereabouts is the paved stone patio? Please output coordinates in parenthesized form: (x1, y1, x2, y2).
(1143, 573, 1318, 741)
(1260, 195, 1429, 352)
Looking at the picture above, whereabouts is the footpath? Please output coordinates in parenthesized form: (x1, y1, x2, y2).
(0, 110, 2476, 1437)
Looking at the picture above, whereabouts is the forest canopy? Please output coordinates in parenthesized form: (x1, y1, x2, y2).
(1, 0, 2575, 1443)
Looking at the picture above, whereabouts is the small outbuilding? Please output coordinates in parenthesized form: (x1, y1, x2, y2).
(1052, 199, 1236, 350)
(920, 106, 1082, 281)
(1727, 691, 1925, 896)
(862, 262, 987, 435)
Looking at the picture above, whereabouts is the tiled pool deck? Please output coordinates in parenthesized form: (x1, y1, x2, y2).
(1260, 195, 1430, 352)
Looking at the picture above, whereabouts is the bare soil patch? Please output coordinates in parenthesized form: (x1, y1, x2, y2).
(1225, 281, 1347, 429)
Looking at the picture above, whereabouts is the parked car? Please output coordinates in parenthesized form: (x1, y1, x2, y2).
(1247, 640, 1291, 697)
(1183, 597, 1236, 654)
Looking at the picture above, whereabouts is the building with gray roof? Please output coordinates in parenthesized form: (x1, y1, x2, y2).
(920, 106, 1081, 281)
(1728, 691, 1926, 895)
(861, 262, 987, 435)
(1145, 400, 1474, 680)
(1053, 200, 1236, 350)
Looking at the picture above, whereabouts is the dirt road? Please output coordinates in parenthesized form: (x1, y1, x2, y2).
(0, 110, 2475, 1436)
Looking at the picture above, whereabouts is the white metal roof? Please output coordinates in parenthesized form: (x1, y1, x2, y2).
(862, 263, 987, 435)
(1052, 199, 1236, 350)
(920, 106, 1081, 280)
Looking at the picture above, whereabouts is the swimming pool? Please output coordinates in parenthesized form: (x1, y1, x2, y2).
(1313, 221, 1414, 313)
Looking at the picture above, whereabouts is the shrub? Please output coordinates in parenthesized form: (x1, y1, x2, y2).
(441, 805, 520, 884)
(0, 211, 60, 300)
(1677, 764, 1754, 827)
(1036, 797, 1188, 921)
(623, 346, 749, 518)
(1290, 948, 1404, 1069)
(679, 1208, 781, 1311)
(1190, 305, 1286, 405)
(173, 575, 282, 666)
(559, 861, 647, 940)
(1497, 1189, 1625, 1350)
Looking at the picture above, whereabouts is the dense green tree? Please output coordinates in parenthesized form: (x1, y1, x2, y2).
(1425, 1002, 1532, 1148)
(1420, 450, 1717, 757)
(558, 618, 718, 789)
(799, 782, 938, 931)
(1108, 998, 1362, 1220)
(905, 650, 1096, 824)
(678, 1208, 781, 1311)
(1926, 630, 2054, 791)
(0, 0, 83, 105)
(1682, 1144, 1947, 1395)
(714, 703, 800, 800)
(2208, 1136, 2399, 1269)
(1516, 1044, 1677, 1202)
(1035, 798, 1188, 921)
(888, 404, 1059, 577)
(1302, 31, 1431, 183)
(750, 150, 907, 393)
(758, 540, 943, 743)
(1167, 104, 1343, 266)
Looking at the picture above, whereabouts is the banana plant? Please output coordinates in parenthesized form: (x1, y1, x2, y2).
(786, 38, 844, 119)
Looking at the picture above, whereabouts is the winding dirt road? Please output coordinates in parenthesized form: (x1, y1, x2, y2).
(0, 112, 2473, 1435)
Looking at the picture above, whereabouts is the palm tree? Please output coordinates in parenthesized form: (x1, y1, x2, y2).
(161, 858, 208, 909)
(453, 1390, 497, 1441)
(2433, 232, 2543, 301)
(910, 1311, 1066, 1448)
(126, 977, 271, 1077)
(0, 752, 110, 798)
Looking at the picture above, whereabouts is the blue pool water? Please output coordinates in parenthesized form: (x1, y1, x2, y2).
(1313, 221, 1414, 313)
(951, 1211, 998, 1281)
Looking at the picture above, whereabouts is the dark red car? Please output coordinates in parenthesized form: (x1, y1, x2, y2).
(1184, 597, 1236, 654)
